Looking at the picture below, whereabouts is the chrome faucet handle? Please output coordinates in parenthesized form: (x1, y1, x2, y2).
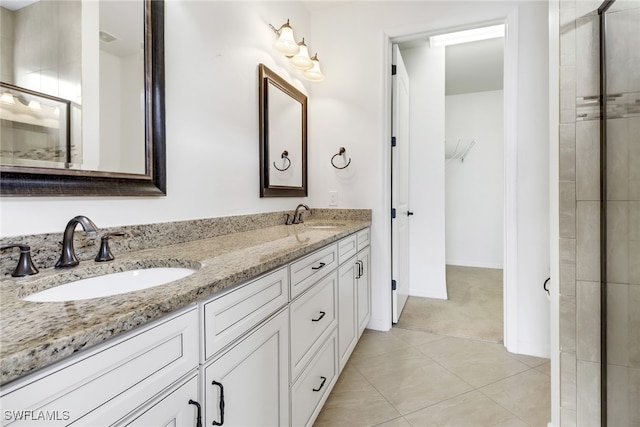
(95, 232, 125, 262)
(284, 214, 293, 225)
(0, 244, 39, 277)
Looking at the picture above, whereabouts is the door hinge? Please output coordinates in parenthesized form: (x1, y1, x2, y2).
(392, 279, 397, 290)
(391, 208, 396, 219)
(391, 136, 396, 147)
(392, 64, 397, 75)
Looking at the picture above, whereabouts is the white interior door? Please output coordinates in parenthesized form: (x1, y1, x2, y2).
(391, 44, 411, 323)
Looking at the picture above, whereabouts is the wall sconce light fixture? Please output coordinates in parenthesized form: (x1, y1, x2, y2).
(269, 19, 325, 82)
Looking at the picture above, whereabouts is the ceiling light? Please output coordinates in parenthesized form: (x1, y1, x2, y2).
(429, 24, 505, 47)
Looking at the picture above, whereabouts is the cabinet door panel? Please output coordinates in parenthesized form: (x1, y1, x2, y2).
(119, 374, 198, 427)
(337, 259, 357, 372)
(203, 309, 289, 427)
(357, 247, 371, 336)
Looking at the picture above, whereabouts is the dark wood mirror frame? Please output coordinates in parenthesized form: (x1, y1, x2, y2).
(259, 64, 307, 197)
(0, 0, 166, 197)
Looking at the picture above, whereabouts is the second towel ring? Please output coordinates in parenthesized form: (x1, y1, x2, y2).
(273, 150, 291, 171)
(331, 147, 351, 169)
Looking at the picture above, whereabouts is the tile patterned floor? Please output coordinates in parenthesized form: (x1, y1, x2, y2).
(314, 328, 551, 427)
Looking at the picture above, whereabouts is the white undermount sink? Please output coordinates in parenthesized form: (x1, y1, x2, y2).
(23, 267, 197, 302)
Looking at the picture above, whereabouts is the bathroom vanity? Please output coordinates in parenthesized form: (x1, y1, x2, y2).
(0, 216, 371, 427)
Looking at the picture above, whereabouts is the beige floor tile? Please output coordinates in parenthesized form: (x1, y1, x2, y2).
(353, 347, 473, 414)
(348, 330, 412, 363)
(313, 387, 401, 427)
(373, 417, 412, 427)
(332, 364, 374, 393)
(390, 326, 447, 346)
(510, 352, 550, 368)
(481, 368, 552, 427)
(396, 266, 503, 343)
(536, 360, 552, 376)
(417, 337, 531, 388)
(403, 391, 528, 427)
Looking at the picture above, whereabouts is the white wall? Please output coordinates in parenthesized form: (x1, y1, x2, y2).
(0, 0, 550, 357)
(445, 90, 504, 269)
(401, 45, 447, 300)
(0, 1, 314, 237)
(309, 1, 550, 355)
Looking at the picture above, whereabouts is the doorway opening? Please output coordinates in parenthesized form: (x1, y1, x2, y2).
(390, 24, 509, 344)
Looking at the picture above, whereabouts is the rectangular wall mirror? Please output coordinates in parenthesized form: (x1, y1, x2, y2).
(259, 64, 307, 197)
(0, 0, 165, 196)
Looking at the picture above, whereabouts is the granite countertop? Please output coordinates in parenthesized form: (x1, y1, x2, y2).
(0, 220, 370, 386)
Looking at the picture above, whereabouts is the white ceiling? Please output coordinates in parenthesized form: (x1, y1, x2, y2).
(400, 37, 504, 96)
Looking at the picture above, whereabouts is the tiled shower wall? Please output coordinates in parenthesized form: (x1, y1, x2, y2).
(558, 1, 639, 426)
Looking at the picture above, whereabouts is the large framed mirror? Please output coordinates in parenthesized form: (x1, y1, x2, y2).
(0, 0, 165, 196)
(259, 64, 307, 197)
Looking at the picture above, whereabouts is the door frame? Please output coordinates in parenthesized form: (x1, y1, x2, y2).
(383, 10, 520, 351)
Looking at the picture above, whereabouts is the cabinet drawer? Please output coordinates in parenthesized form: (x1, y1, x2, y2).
(1, 307, 198, 427)
(357, 227, 370, 251)
(290, 271, 338, 381)
(202, 266, 288, 361)
(291, 331, 338, 427)
(338, 235, 357, 265)
(290, 244, 338, 299)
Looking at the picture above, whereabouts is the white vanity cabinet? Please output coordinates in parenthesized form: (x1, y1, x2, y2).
(338, 229, 371, 371)
(1, 226, 371, 427)
(0, 306, 199, 427)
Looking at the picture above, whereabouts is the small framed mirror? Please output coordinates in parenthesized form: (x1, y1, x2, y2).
(258, 64, 307, 197)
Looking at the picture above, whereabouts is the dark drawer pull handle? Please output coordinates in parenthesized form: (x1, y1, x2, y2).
(188, 399, 203, 427)
(313, 376, 327, 392)
(312, 311, 326, 322)
(211, 380, 225, 426)
(311, 262, 326, 270)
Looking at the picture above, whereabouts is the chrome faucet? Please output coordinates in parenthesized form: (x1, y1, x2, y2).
(293, 204, 311, 224)
(55, 216, 98, 268)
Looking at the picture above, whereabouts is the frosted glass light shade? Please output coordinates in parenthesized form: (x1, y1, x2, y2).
(0, 92, 15, 104)
(303, 54, 325, 82)
(275, 22, 299, 56)
(28, 100, 41, 110)
(290, 40, 313, 70)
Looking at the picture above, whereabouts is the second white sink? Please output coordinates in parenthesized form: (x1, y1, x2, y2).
(23, 267, 197, 302)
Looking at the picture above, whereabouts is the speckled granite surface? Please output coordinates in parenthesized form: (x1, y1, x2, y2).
(0, 210, 370, 386)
